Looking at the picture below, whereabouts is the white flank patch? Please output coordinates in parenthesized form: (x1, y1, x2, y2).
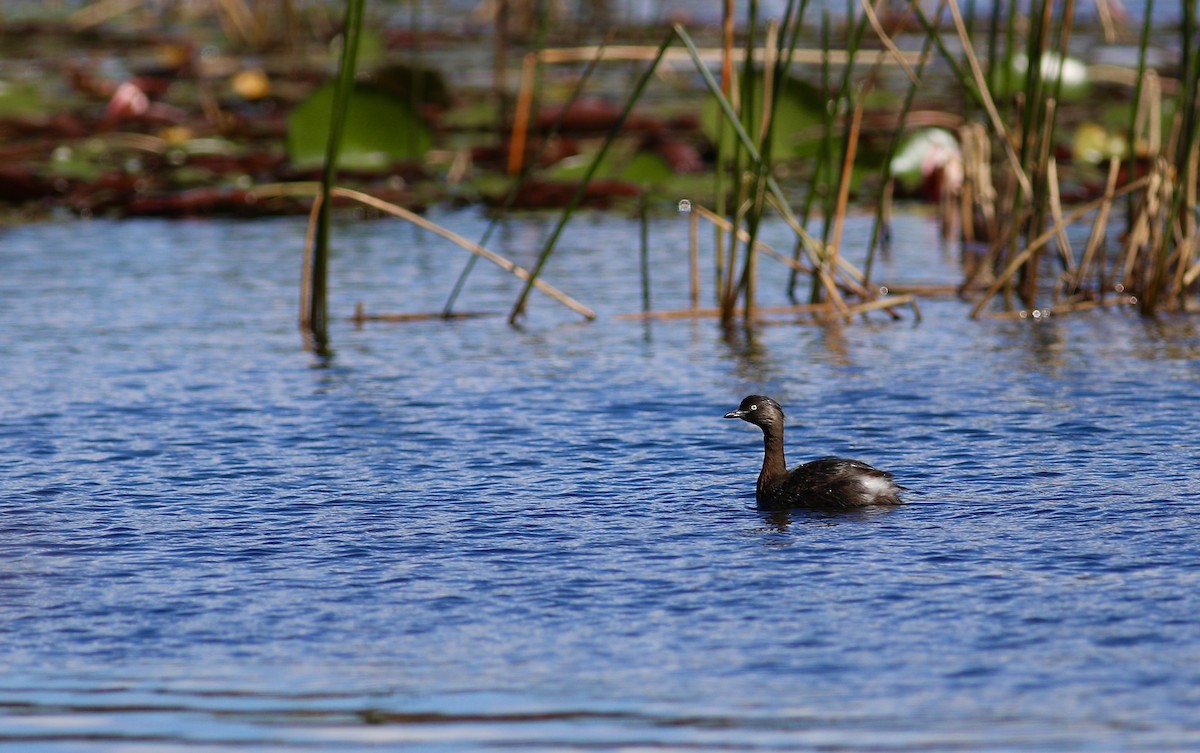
(859, 475, 893, 500)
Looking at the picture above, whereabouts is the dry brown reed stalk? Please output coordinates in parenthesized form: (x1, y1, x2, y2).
(1046, 157, 1075, 274)
(689, 208, 701, 309)
(1179, 147, 1200, 290)
(823, 91, 867, 290)
(533, 46, 925, 66)
(68, 0, 145, 30)
(298, 192, 322, 330)
(1094, 0, 1120, 43)
(328, 187, 595, 320)
(352, 303, 487, 323)
(860, 0, 919, 85)
(959, 123, 996, 244)
(978, 295, 1137, 320)
(693, 205, 808, 272)
(506, 53, 538, 176)
(257, 182, 595, 321)
(1070, 157, 1122, 296)
(970, 175, 1152, 318)
(616, 294, 918, 323)
(763, 195, 869, 300)
(213, 0, 263, 47)
(943, 0, 1033, 201)
(617, 303, 836, 321)
(692, 203, 911, 321)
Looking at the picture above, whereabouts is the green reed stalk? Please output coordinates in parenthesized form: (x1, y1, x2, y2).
(984, 0, 1002, 97)
(774, 0, 810, 303)
(739, 0, 807, 316)
(713, 0, 735, 305)
(809, 9, 836, 305)
(676, 24, 836, 307)
(723, 0, 764, 322)
(1126, 0, 1154, 228)
(507, 29, 674, 324)
(864, 1, 944, 286)
(1155, 0, 1200, 311)
(736, 14, 782, 322)
(302, 0, 365, 350)
(788, 9, 833, 301)
(442, 34, 612, 317)
(1019, 0, 1077, 306)
(719, 0, 760, 324)
(812, 4, 869, 304)
(408, 0, 424, 159)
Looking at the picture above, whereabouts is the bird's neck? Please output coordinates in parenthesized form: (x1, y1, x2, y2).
(758, 426, 788, 489)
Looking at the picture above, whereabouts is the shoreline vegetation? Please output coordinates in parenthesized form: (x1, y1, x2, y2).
(0, 1, 1196, 338)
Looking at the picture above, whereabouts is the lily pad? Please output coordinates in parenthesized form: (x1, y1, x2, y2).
(0, 80, 45, 118)
(286, 81, 431, 171)
(701, 71, 827, 160)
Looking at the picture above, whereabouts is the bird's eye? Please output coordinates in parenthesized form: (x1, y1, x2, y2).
(750, 404, 757, 411)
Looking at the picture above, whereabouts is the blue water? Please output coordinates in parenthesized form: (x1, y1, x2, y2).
(2, 212, 1199, 751)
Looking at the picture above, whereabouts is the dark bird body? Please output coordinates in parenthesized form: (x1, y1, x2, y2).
(724, 395, 903, 511)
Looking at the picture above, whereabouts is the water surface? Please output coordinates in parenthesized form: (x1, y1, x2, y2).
(2, 211, 1199, 751)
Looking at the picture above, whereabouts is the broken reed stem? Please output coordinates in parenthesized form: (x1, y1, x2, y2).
(332, 188, 595, 320)
(259, 182, 596, 320)
(764, 194, 867, 290)
(1071, 157, 1122, 294)
(508, 28, 674, 324)
(674, 23, 844, 311)
(1046, 157, 1075, 275)
(977, 295, 1137, 319)
(693, 204, 808, 274)
(970, 175, 1152, 317)
(533, 45, 924, 66)
(692, 202, 897, 318)
(1120, 162, 1162, 286)
(1177, 145, 1200, 290)
(860, 0, 918, 84)
(298, 192, 322, 328)
(617, 293, 916, 323)
(444, 32, 614, 317)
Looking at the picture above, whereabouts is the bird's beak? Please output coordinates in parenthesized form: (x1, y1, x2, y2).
(724, 409, 744, 419)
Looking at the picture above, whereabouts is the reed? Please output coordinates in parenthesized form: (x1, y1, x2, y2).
(296, 2, 1195, 326)
(908, 0, 1199, 317)
(498, 2, 909, 326)
(863, 0, 945, 285)
(262, 182, 595, 319)
(507, 28, 676, 324)
(299, 0, 364, 351)
(443, 34, 612, 317)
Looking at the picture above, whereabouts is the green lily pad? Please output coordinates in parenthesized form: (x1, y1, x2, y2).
(701, 71, 827, 161)
(0, 80, 45, 118)
(286, 81, 431, 171)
